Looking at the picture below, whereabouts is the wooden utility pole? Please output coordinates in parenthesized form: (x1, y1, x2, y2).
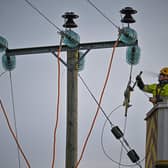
(62, 12, 80, 168)
(66, 49, 78, 168)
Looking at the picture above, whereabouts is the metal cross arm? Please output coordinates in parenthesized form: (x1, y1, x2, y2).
(5, 40, 138, 56)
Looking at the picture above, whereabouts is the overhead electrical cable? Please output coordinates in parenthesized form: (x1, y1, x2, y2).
(118, 116, 128, 168)
(9, 72, 21, 168)
(86, 0, 120, 30)
(51, 36, 63, 168)
(24, 0, 78, 44)
(24, 0, 62, 32)
(74, 36, 120, 168)
(78, 73, 113, 126)
(23, 3, 65, 166)
(0, 100, 31, 168)
(0, 71, 7, 78)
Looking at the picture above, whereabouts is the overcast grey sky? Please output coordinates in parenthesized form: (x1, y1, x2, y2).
(0, 0, 168, 168)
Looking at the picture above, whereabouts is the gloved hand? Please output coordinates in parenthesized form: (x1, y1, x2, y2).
(136, 75, 144, 90)
(149, 97, 163, 104)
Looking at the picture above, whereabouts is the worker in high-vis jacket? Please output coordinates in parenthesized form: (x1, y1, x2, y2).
(136, 67, 168, 104)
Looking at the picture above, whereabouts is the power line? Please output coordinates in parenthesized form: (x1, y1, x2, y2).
(24, 0, 62, 32)
(24, 0, 79, 45)
(86, 0, 120, 30)
(78, 73, 113, 126)
(51, 35, 63, 168)
(118, 116, 128, 168)
(0, 71, 7, 78)
(25, 0, 120, 33)
(9, 71, 21, 168)
(0, 100, 31, 168)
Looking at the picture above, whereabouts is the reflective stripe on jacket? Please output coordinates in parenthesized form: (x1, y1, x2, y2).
(143, 83, 168, 97)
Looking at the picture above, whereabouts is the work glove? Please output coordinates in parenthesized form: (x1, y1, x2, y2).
(149, 97, 163, 104)
(136, 75, 144, 90)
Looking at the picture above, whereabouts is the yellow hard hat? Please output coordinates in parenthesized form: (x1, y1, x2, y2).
(160, 67, 168, 75)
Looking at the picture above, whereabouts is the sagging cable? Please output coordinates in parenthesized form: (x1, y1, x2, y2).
(9, 71, 21, 168)
(51, 35, 63, 168)
(0, 100, 31, 168)
(86, 0, 120, 30)
(0, 71, 7, 78)
(78, 74, 114, 127)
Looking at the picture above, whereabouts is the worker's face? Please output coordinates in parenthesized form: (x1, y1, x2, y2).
(159, 74, 168, 81)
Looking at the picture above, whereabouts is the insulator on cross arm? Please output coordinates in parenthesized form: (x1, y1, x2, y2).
(2, 54, 16, 71)
(120, 27, 137, 45)
(126, 45, 140, 65)
(63, 30, 80, 48)
(0, 36, 8, 52)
